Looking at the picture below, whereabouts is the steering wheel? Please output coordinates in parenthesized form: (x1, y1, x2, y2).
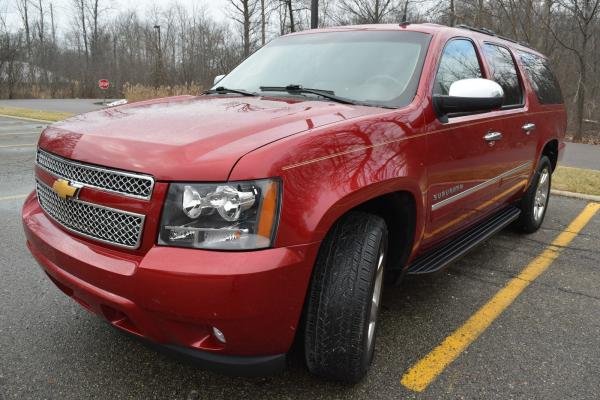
(365, 74, 402, 87)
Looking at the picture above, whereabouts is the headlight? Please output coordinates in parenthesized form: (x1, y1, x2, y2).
(158, 179, 280, 250)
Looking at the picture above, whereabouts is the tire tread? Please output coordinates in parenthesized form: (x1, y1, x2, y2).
(304, 211, 387, 382)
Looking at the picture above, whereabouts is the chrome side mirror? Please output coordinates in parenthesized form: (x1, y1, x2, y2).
(433, 78, 504, 118)
(448, 78, 504, 98)
(213, 74, 226, 86)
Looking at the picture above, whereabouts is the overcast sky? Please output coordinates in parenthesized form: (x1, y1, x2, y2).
(2, 0, 229, 32)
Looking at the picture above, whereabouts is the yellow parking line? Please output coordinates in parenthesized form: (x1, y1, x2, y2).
(0, 143, 36, 148)
(401, 202, 600, 392)
(0, 194, 28, 201)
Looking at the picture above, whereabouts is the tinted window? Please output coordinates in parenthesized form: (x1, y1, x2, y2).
(434, 39, 483, 95)
(216, 31, 431, 108)
(518, 51, 563, 104)
(483, 44, 523, 106)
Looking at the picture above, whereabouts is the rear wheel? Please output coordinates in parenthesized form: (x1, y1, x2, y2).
(304, 212, 388, 383)
(516, 155, 552, 233)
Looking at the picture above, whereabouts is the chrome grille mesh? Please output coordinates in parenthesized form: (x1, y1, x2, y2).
(36, 181, 144, 249)
(37, 149, 154, 199)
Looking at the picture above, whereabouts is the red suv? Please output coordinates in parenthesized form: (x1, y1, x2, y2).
(22, 23, 566, 382)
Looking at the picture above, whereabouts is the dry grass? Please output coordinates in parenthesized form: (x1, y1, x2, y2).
(0, 83, 87, 100)
(0, 106, 73, 122)
(123, 83, 203, 102)
(553, 166, 600, 196)
(565, 133, 600, 146)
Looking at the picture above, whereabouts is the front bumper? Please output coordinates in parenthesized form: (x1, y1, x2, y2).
(22, 192, 320, 373)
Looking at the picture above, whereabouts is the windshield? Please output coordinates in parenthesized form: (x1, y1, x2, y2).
(214, 30, 431, 108)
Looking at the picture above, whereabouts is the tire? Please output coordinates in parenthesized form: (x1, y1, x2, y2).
(516, 155, 552, 233)
(304, 211, 388, 383)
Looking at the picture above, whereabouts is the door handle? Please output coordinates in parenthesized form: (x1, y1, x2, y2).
(484, 131, 503, 142)
(522, 123, 536, 134)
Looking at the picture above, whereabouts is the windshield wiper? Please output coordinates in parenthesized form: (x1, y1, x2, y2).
(204, 86, 257, 97)
(259, 84, 359, 105)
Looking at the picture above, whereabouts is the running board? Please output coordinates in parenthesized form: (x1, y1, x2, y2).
(406, 206, 521, 275)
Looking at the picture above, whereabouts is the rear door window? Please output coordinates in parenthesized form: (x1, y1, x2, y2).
(517, 51, 563, 104)
(434, 39, 483, 95)
(482, 44, 523, 107)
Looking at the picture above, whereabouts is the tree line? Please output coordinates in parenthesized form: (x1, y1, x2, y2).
(1, 0, 599, 140)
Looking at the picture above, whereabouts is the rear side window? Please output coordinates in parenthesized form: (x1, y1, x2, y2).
(483, 44, 523, 106)
(434, 39, 483, 95)
(518, 51, 563, 104)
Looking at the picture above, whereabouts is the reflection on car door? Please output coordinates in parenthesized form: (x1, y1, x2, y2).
(481, 43, 535, 198)
(424, 38, 520, 248)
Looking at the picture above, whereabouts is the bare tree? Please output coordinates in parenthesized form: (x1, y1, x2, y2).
(228, 0, 259, 57)
(0, 20, 24, 98)
(72, 0, 89, 64)
(311, 0, 318, 28)
(286, 0, 295, 31)
(261, 0, 267, 44)
(16, 0, 32, 59)
(50, 2, 56, 43)
(338, 0, 398, 24)
(449, 0, 456, 26)
(544, 0, 600, 140)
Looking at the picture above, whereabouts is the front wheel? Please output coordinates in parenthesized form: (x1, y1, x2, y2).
(516, 155, 552, 233)
(304, 212, 388, 383)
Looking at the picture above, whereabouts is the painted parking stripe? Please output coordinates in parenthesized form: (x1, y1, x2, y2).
(0, 114, 55, 124)
(0, 194, 28, 201)
(0, 131, 42, 137)
(400, 202, 600, 392)
(0, 143, 36, 148)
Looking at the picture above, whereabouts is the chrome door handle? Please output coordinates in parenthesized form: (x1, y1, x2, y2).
(484, 131, 503, 142)
(522, 123, 536, 134)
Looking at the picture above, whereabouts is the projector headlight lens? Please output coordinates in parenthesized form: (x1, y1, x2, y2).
(159, 179, 280, 250)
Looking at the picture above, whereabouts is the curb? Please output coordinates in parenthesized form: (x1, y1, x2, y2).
(551, 189, 600, 202)
(0, 113, 56, 124)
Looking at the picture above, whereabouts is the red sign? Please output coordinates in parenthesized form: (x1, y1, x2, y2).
(98, 79, 110, 90)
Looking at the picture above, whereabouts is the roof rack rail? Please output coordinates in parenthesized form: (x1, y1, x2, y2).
(497, 35, 531, 48)
(456, 24, 535, 49)
(456, 24, 534, 49)
(496, 34, 518, 44)
(457, 24, 496, 36)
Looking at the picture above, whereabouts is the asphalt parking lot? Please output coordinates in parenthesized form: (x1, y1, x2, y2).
(1, 116, 599, 399)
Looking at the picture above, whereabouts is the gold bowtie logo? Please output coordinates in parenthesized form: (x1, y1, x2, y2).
(52, 179, 81, 200)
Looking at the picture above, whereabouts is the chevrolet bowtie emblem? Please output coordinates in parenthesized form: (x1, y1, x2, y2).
(52, 179, 81, 200)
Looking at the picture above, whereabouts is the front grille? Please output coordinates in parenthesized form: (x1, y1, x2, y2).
(37, 149, 154, 200)
(36, 181, 145, 249)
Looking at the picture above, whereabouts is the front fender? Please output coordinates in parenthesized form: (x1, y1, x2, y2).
(229, 110, 428, 248)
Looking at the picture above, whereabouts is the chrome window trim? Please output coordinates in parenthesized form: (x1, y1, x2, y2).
(36, 180, 146, 250)
(36, 149, 155, 201)
(431, 161, 532, 211)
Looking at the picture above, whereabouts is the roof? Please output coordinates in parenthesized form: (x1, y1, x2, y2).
(288, 23, 544, 57)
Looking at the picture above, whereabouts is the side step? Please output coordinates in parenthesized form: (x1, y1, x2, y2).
(406, 206, 521, 275)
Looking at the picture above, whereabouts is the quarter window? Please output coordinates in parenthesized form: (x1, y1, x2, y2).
(518, 51, 563, 104)
(434, 39, 483, 95)
(483, 44, 523, 106)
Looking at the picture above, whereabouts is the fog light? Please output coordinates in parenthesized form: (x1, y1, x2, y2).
(212, 326, 226, 343)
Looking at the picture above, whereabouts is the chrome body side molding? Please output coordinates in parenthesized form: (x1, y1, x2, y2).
(431, 161, 532, 211)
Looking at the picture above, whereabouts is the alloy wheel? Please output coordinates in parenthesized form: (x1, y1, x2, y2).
(533, 167, 550, 223)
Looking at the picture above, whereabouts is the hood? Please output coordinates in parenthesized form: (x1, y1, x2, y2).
(38, 95, 386, 181)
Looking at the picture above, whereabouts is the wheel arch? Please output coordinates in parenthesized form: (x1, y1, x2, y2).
(541, 138, 559, 172)
(312, 181, 423, 272)
(296, 186, 421, 364)
(352, 191, 417, 271)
